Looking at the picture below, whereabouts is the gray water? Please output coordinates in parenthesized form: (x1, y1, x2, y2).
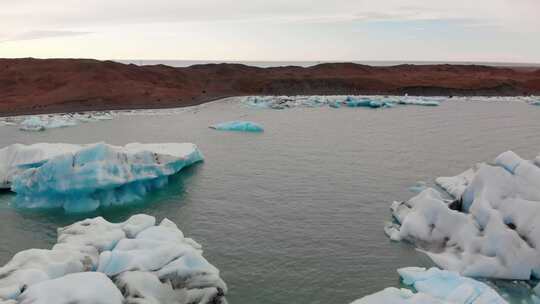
(1, 99, 539, 303)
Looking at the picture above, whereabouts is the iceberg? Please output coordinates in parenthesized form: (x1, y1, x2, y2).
(14, 112, 116, 131)
(19, 116, 77, 131)
(352, 267, 507, 304)
(0, 214, 227, 304)
(210, 121, 264, 132)
(385, 151, 540, 281)
(1, 142, 203, 213)
(397, 99, 440, 106)
(345, 97, 383, 108)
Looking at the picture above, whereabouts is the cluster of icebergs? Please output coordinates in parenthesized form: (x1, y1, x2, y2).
(0, 112, 115, 131)
(357, 150, 540, 303)
(0, 214, 227, 304)
(243, 95, 441, 109)
(243, 95, 540, 110)
(0, 142, 203, 213)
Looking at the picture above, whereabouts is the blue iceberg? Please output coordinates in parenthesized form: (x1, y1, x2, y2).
(344, 97, 396, 108)
(210, 121, 264, 132)
(345, 97, 379, 108)
(8, 142, 203, 213)
(352, 267, 507, 304)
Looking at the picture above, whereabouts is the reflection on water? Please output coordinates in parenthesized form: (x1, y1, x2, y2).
(0, 98, 539, 303)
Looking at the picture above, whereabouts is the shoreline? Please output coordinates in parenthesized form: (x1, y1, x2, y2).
(1, 58, 539, 116)
(2, 94, 538, 119)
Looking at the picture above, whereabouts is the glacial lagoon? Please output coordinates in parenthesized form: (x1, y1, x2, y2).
(1, 97, 540, 303)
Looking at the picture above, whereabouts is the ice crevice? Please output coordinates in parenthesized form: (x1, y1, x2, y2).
(0, 214, 227, 304)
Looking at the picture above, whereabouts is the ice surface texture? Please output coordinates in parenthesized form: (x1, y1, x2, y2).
(385, 151, 540, 281)
(351, 267, 507, 304)
(0, 214, 227, 304)
(210, 121, 264, 132)
(0, 142, 203, 212)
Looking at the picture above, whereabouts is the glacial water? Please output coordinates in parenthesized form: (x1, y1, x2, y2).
(1, 98, 539, 303)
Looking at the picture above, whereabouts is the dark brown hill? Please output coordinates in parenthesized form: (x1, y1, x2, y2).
(1, 58, 539, 115)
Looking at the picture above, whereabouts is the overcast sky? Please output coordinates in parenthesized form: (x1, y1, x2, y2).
(1, 0, 539, 62)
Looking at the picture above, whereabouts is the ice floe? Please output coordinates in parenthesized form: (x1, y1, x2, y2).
(0, 112, 116, 132)
(0, 214, 227, 304)
(385, 150, 540, 281)
(0, 142, 203, 212)
(210, 121, 264, 132)
(352, 267, 507, 304)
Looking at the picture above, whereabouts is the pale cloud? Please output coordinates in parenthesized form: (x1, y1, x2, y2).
(0, 0, 538, 61)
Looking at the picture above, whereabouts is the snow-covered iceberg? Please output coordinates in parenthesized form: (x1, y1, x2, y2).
(0, 214, 227, 304)
(352, 267, 507, 304)
(210, 121, 264, 132)
(1, 142, 203, 213)
(385, 150, 540, 281)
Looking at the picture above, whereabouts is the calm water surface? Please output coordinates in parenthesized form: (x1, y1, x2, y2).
(1, 99, 539, 303)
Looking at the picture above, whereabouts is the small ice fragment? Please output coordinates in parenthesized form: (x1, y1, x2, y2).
(210, 121, 264, 132)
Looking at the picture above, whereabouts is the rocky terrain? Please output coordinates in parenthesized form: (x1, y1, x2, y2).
(1, 58, 539, 115)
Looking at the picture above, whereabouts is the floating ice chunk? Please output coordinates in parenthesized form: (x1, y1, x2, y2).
(398, 267, 506, 303)
(345, 97, 381, 108)
(386, 151, 540, 280)
(397, 99, 440, 106)
(210, 121, 264, 132)
(19, 117, 47, 131)
(0, 215, 227, 304)
(19, 116, 77, 131)
(15, 112, 115, 131)
(328, 101, 341, 108)
(0, 143, 81, 189)
(17, 272, 124, 304)
(352, 267, 507, 304)
(352, 287, 448, 304)
(6, 142, 203, 213)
